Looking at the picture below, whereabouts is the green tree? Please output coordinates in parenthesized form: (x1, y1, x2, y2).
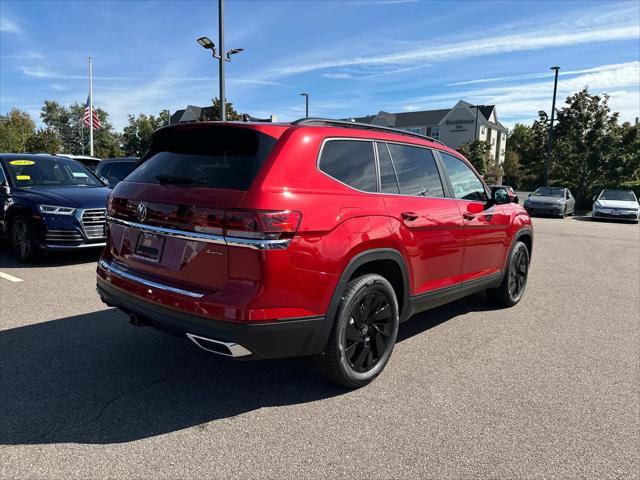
(502, 150, 521, 187)
(208, 97, 242, 121)
(457, 140, 490, 174)
(41, 101, 123, 158)
(122, 113, 166, 156)
(552, 89, 620, 206)
(0, 108, 36, 153)
(25, 128, 61, 154)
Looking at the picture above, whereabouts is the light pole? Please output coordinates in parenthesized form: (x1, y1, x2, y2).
(474, 104, 485, 141)
(544, 66, 560, 187)
(300, 93, 309, 118)
(197, 0, 243, 121)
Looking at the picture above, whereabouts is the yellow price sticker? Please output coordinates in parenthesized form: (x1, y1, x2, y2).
(9, 160, 35, 166)
(16, 175, 31, 180)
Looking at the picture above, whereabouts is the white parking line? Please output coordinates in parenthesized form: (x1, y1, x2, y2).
(0, 272, 24, 283)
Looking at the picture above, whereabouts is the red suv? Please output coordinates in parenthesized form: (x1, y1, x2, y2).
(97, 119, 533, 387)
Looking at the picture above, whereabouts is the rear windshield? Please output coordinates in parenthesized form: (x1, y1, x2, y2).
(126, 126, 277, 190)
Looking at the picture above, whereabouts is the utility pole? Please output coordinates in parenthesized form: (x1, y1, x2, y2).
(218, 0, 226, 121)
(544, 66, 560, 187)
(300, 93, 309, 118)
(475, 105, 480, 141)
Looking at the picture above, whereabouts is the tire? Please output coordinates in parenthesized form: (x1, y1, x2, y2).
(313, 274, 399, 388)
(487, 241, 530, 307)
(560, 206, 567, 218)
(10, 215, 39, 262)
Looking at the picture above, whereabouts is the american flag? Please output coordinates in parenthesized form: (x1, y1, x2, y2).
(83, 96, 101, 130)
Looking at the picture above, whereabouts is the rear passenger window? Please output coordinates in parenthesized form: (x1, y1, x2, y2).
(319, 140, 377, 192)
(440, 153, 486, 201)
(376, 142, 399, 194)
(387, 144, 444, 197)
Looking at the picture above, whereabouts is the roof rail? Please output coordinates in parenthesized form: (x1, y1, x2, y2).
(291, 117, 445, 145)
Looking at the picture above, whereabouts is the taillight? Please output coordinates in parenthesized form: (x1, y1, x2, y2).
(223, 210, 302, 240)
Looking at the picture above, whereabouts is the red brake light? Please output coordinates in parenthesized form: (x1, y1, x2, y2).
(224, 210, 302, 240)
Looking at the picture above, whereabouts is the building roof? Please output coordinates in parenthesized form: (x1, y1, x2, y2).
(349, 109, 450, 127)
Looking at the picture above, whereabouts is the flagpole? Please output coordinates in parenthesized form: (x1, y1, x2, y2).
(89, 56, 94, 157)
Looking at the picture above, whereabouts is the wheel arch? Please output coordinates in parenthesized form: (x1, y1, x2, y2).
(311, 248, 410, 355)
(498, 226, 534, 284)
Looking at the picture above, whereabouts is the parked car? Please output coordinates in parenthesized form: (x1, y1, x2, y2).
(491, 185, 519, 204)
(592, 189, 639, 223)
(0, 153, 110, 261)
(95, 157, 139, 187)
(96, 119, 533, 387)
(57, 154, 102, 171)
(523, 186, 575, 217)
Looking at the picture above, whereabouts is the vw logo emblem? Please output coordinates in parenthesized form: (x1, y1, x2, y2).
(137, 203, 148, 222)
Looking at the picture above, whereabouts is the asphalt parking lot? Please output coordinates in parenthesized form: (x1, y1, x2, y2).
(1, 216, 638, 479)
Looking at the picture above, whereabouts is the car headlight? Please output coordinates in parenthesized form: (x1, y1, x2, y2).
(38, 204, 76, 215)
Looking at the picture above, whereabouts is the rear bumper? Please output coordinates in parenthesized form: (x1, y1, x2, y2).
(96, 276, 326, 360)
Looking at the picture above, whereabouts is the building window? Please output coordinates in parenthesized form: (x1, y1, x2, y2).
(491, 138, 496, 145)
(426, 126, 440, 140)
(480, 126, 486, 134)
(404, 127, 422, 134)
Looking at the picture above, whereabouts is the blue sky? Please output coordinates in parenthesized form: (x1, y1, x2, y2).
(1, 0, 639, 131)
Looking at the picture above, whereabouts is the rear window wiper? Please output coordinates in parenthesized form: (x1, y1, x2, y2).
(156, 174, 206, 186)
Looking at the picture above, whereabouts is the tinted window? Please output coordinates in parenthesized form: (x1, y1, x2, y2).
(387, 144, 444, 197)
(376, 143, 399, 194)
(440, 153, 485, 201)
(107, 161, 137, 182)
(0, 165, 6, 185)
(97, 163, 111, 179)
(126, 126, 277, 190)
(319, 140, 377, 192)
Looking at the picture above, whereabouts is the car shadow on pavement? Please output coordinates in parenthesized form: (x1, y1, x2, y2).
(0, 244, 102, 268)
(0, 294, 498, 445)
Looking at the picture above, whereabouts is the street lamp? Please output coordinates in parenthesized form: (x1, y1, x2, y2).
(300, 93, 309, 118)
(196, 1, 244, 121)
(544, 66, 560, 187)
(474, 104, 486, 141)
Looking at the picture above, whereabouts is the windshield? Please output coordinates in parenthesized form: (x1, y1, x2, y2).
(533, 187, 564, 197)
(5, 157, 102, 187)
(599, 190, 637, 202)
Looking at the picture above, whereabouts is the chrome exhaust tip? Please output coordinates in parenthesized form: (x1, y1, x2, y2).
(186, 333, 252, 358)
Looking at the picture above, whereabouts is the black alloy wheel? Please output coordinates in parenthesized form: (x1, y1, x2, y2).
(507, 246, 528, 302)
(313, 273, 399, 388)
(11, 216, 36, 262)
(344, 289, 393, 373)
(487, 240, 530, 307)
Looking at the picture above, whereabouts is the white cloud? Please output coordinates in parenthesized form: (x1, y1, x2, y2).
(396, 61, 640, 127)
(0, 17, 22, 34)
(262, 15, 639, 79)
(448, 62, 639, 87)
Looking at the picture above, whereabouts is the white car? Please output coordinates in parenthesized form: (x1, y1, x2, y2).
(592, 189, 640, 223)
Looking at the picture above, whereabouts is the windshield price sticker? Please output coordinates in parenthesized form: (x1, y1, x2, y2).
(9, 160, 35, 166)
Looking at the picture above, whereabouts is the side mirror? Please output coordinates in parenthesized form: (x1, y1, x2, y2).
(99, 176, 110, 186)
(492, 187, 511, 205)
(592, 195, 597, 202)
(528, 193, 532, 197)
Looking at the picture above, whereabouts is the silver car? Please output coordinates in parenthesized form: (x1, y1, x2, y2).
(524, 186, 576, 218)
(592, 189, 640, 223)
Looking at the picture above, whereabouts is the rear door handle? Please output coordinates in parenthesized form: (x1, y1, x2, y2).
(401, 211, 419, 221)
(463, 212, 476, 220)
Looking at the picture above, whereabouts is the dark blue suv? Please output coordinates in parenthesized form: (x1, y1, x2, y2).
(0, 154, 111, 261)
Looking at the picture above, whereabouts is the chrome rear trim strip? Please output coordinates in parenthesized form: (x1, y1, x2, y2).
(107, 216, 226, 245)
(107, 216, 292, 250)
(98, 259, 205, 298)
